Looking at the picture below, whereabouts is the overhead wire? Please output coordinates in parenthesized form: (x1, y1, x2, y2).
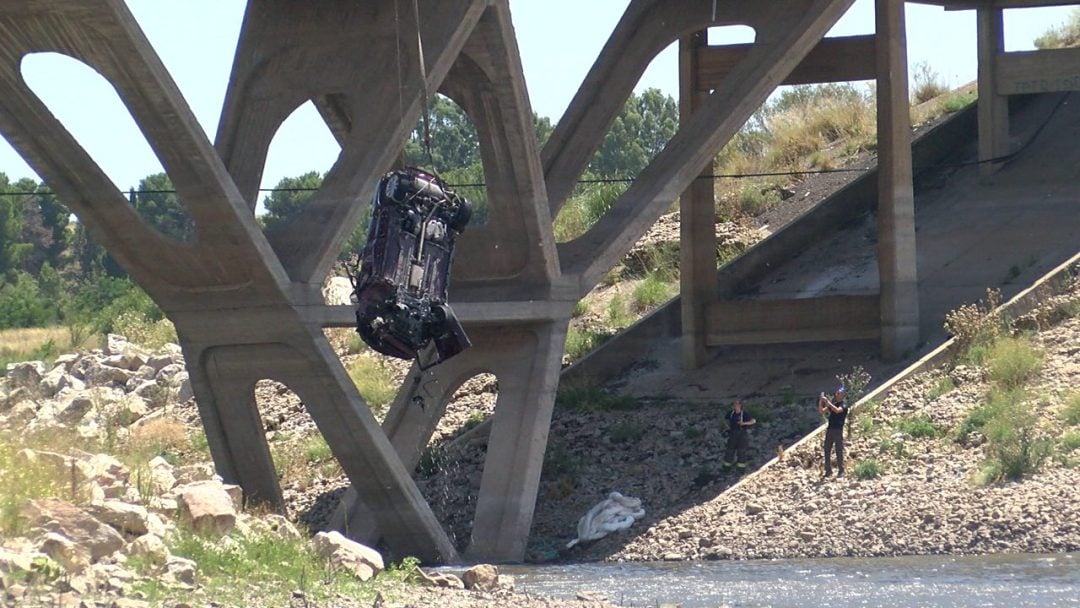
(0, 92, 1070, 199)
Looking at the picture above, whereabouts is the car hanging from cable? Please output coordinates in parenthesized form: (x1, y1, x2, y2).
(351, 167, 472, 369)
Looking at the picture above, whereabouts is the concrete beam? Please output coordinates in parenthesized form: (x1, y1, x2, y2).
(694, 35, 877, 89)
(876, 0, 920, 360)
(705, 296, 881, 345)
(557, 0, 858, 294)
(996, 48, 1080, 95)
(215, 0, 488, 285)
(977, 7, 1010, 176)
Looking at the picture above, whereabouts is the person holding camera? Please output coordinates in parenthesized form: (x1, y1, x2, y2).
(722, 400, 756, 472)
(818, 386, 848, 477)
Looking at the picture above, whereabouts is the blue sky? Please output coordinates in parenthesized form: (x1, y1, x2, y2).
(0, 0, 1073, 198)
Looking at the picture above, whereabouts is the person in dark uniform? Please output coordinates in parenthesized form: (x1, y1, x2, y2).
(722, 400, 756, 472)
(818, 386, 848, 477)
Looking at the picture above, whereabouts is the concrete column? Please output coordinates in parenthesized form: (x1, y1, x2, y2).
(466, 322, 567, 563)
(977, 7, 1009, 176)
(875, 0, 919, 361)
(679, 31, 715, 369)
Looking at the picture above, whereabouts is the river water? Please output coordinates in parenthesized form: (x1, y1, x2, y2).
(501, 553, 1080, 607)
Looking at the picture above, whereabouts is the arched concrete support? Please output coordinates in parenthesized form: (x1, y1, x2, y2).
(466, 322, 568, 562)
(215, 0, 488, 285)
(555, 0, 857, 294)
(438, 3, 558, 288)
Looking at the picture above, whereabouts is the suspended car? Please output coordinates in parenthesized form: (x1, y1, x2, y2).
(352, 167, 472, 368)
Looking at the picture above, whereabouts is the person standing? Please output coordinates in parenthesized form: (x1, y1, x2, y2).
(818, 386, 848, 477)
(722, 400, 756, 472)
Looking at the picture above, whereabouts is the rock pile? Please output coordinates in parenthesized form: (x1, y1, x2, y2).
(0, 336, 613, 608)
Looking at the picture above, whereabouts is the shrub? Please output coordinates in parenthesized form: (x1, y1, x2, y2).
(1034, 7, 1080, 49)
(942, 91, 977, 113)
(854, 459, 883, 480)
(911, 61, 949, 104)
(606, 293, 635, 329)
(979, 396, 1053, 482)
(1060, 431, 1080, 453)
(945, 288, 1002, 351)
(564, 327, 612, 363)
(954, 389, 1017, 443)
(631, 274, 676, 312)
(985, 336, 1043, 391)
(1062, 392, 1080, 426)
(113, 310, 177, 350)
(128, 417, 189, 465)
(926, 376, 955, 400)
(346, 355, 396, 412)
(893, 415, 939, 439)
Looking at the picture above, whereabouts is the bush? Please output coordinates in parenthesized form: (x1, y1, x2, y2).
(1034, 7, 1080, 49)
(911, 61, 948, 104)
(631, 274, 676, 312)
(564, 327, 612, 363)
(346, 356, 397, 412)
(926, 376, 955, 400)
(113, 310, 177, 350)
(985, 336, 1043, 391)
(954, 389, 1016, 443)
(0, 272, 54, 329)
(1062, 392, 1080, 426)
(893, 415, 939, 439)
(945, 288, 1002, 351)
(979, 396, 1053, 482)
(854, 459, 883, 480)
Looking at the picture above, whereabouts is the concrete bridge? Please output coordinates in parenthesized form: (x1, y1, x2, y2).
(0, 0, 1076, 564)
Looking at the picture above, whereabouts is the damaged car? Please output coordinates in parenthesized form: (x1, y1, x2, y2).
(351, 167, 472, 368)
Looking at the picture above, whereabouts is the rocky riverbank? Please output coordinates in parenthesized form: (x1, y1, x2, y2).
(0, 335, 617, 608)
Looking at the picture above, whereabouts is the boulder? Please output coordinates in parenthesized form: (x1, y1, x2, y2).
(462, 564, 500, 591)
(105, 334, 129, 357)
(146, 456, 177, 494)
(146, 354, 176, 373)
(154, 364, 185, 383)
(417, 568, 465, 589)
(162, 556, 197, 587)
(5, 361, 45, 390)
(128, 534, 170, 567)
(87, 501, 150, 537)
(57, 395, 97, 425)
(40, 366, 84, 398)
(38, 532, 90, 572)
(20, 499, 124, 564)
(175, 373, 193, 403)
(175, 480, 237, 537)
(84, 361, 134, 388)
(0, 547, 39, 585)
(311, 531, 384, 581)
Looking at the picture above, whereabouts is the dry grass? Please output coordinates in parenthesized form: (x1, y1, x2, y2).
(0, 326, 96, 369)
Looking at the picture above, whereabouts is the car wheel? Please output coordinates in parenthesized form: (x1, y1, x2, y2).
(447, 199, 472, 233)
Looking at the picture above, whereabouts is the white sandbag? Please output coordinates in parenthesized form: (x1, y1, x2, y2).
(566, 491, 645, 548)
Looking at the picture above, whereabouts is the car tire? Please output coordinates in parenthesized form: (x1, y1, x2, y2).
(448, 199, 472, 233)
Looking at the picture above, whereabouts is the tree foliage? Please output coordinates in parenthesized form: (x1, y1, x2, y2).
(260, 171, 323, 233)
(588, 88, 678, 179)
(132, 173, 195, 241)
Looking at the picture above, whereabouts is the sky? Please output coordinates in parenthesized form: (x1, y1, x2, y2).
(0, 0, 1074, 199)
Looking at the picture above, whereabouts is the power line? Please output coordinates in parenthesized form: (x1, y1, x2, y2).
(0, 92, 1068, 199)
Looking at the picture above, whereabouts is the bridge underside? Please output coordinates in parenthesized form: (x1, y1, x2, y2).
(0, 0, 1074, 563)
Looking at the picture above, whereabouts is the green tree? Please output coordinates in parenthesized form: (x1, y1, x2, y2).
(260, 171, 323, 233)
(0, 174, 32, 280)
(132, 173, 195, 241)
(588, 88, 678, 178)
(0, 271, 51, 329)
(404, 95, 480, 173)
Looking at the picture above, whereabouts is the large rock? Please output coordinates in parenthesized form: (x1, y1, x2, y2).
(84, 361, 134, 388)
(105, 334, 129, 357)
(86, 501, 150, 536)
(417, 568, 465, 589)
(162, 555, 197, 587)
(311, 531, 384, 581)
(462, 564, 500, 591)
(175, 480, 237, 537)
(128, 534, 170, 567)
(40, 365, 84, 398)
(20, 499, 124, 564)
(175, 373, 193, 403)
(38, 532, 90, 572)
(5, 361, 45, 390)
